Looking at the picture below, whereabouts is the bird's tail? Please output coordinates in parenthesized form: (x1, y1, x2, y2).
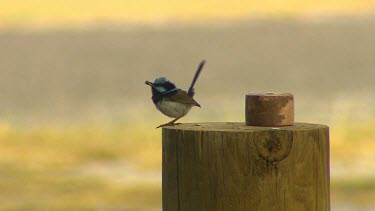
(188, 60, 206, 97)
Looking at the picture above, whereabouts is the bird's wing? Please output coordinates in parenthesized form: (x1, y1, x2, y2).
(168, 90, 201, 107)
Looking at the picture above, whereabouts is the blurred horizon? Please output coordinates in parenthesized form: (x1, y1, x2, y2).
(1, 16, 374, 127)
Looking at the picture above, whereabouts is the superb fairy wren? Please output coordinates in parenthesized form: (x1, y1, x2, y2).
(145, 60, 206, 128)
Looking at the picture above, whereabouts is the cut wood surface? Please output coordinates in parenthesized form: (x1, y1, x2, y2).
(162, 122, 330, 211)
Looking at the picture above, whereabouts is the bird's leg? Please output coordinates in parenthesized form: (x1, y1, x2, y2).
(156, 117, 181, 129)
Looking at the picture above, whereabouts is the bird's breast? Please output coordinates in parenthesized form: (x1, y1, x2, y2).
(155, 99, 193, 118)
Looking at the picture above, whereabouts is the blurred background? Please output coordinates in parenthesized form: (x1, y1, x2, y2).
(0, 0, 375, 210)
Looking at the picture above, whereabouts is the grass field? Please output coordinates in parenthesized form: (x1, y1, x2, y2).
(0, 123, 161, 210)
(0, 16, 374, 210)
(0, 120, 374, 210)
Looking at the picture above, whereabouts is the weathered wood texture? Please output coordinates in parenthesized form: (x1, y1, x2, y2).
(246, 93, 294, 126)
(162, 122, 330, 211)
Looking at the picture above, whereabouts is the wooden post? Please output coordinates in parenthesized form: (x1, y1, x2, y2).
(162, 94, 330, 211)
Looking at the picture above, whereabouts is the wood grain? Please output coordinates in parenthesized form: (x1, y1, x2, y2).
(162, 122, 330, 211)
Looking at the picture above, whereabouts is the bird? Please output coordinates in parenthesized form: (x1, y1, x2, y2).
(145, 60, 206, 128)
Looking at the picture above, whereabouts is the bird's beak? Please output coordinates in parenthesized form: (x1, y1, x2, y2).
(145, 81, 155, 87)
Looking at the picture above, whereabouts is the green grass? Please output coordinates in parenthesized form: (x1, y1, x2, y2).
(0, 123, 162, 210)
(332, 179, 375, 205)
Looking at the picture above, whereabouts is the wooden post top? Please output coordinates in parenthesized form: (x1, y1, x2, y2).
(246, 93, 294, 127)
(163, 122, 327, 132)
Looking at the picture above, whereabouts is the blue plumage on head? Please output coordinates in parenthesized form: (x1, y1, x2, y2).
(154, 77, 168, 84)
(152, 77, 180, 95)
